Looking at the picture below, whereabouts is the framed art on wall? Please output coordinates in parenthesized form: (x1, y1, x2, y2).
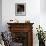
(15, 3, 26, 16)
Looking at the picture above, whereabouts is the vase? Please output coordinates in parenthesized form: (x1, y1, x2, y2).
(39, 40, 45, 46)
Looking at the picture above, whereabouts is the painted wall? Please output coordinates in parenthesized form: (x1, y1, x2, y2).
(2, 0, 40, 31)
(0, 0, 2, 32)
(2, 0, 46, 46)
(40, 0, 46, 31)
(40, 0, 46, 13)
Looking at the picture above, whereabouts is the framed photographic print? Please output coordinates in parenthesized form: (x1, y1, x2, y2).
(15, 3, 26, 16)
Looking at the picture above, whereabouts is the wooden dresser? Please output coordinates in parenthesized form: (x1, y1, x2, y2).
(7, 23, 34, 46)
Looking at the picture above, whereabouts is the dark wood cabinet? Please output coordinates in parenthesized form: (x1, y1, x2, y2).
(7, 23, 34, 46)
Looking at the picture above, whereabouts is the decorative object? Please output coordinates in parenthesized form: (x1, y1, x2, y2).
(8, 19, 19, 23)
(0, 32, 5, 46)
(36, 25, 45, 46)
(1, 31, 12, 46)
(25, 20, 30, 23)
(15, 3, 26, 16)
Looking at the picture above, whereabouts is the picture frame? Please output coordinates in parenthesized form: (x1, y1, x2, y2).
(15, 3, 26, 16)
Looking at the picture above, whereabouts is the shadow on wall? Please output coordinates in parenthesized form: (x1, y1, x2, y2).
(40, 0, 46, 13)
(0, 0, 2, 32)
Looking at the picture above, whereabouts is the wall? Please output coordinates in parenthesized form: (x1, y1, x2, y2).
(2, 0, 40, 31)
(0, 0, 2, 32)
(2, 0, 46, 46)
(40, 0, 46, 13)
(40, 0, 46, 31)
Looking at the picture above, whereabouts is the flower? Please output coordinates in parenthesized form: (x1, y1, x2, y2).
(36, 25, 45, 41)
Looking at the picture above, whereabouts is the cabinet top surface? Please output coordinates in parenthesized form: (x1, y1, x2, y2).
(7, 23, 34, 25)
